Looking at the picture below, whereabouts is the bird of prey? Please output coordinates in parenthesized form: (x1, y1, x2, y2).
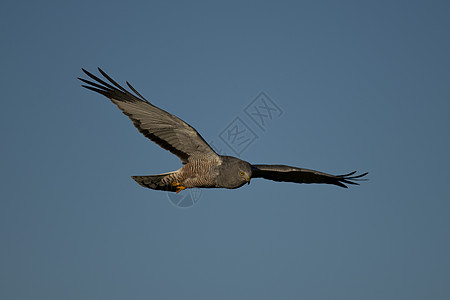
(79, 68, 367, 193)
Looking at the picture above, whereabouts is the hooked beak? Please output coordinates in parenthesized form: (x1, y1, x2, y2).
(247, 176, 251, 185)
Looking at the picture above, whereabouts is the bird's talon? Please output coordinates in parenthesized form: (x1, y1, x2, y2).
(175, 185, 186, 193)
(172, 182, 186, 193)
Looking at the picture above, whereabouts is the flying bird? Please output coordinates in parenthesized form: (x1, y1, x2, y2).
(79, 68, 367, 193)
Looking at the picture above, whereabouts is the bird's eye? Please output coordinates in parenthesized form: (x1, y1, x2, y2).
(239, 171, 244, 176)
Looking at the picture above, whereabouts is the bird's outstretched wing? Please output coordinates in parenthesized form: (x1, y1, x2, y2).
(79, 68, 218, 164)
(251, 164, 368, 188)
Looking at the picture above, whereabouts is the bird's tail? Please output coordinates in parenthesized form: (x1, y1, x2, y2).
(132, 172, 178, 192)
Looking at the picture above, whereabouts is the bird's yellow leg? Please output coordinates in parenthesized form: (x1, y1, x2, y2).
(176, 186, 186, 193)
(172, 182, 187, 193)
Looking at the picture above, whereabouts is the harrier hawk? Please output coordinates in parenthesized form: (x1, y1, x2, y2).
(79, 68, 367, 193)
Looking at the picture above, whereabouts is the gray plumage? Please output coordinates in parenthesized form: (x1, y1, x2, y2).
(79, 68, 367, 193)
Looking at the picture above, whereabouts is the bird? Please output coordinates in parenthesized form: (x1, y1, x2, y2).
(79, 68, 368, 193)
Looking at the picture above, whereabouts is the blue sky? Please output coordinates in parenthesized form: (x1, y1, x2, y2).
(1, 0, 449, 299)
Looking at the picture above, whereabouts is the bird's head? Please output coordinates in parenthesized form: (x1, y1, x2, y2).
(215, 156, 252, 189)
